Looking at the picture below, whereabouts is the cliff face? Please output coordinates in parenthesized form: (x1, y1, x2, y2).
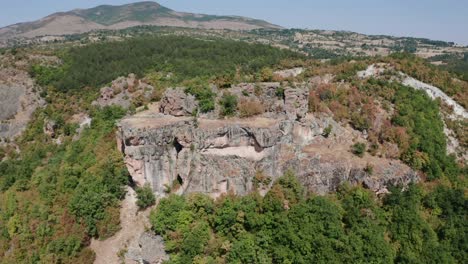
(117, 85, 418, 197)
(0, 65, 45, 141)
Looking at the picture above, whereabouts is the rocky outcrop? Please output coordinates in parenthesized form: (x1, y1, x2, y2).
(125, 233, 169, 264)
(118, 112, 418, 197)
(284, 87, 309, 121)
(159, 88, 197, 116)
(274, 67, 304, 79)
(0, 66, 45, 141)
(93, 74, 155, 109)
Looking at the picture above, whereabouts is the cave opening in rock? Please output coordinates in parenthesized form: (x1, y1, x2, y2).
(177, 174, 184, 186)
(173, 138, 183, 154)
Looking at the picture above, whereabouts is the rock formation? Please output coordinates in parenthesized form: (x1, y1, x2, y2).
(0, 66, 45, 141)
(117, 84, 419, 197)
(93, 74, 155, 109)
(159, 88, 197, 116)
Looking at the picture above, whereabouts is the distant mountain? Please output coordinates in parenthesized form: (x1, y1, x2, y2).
(0, 1, 281, 40)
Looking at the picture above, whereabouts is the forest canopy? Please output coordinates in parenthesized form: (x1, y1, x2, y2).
(31, 36, 305, 91)
(151, 172, 467, 264)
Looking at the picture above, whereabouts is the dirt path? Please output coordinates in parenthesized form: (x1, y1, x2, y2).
(90, 186, 152, 264)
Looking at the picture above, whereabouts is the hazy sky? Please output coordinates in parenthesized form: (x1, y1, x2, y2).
(1, 0, 467, 44)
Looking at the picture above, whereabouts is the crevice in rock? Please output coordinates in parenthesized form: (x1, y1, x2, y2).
(177, 174, 184, 186)
(240, 127, 264, 152)
(173, 138, 183, 155)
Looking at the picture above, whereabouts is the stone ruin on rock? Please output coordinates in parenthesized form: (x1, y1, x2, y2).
(117, 82, 419, 197)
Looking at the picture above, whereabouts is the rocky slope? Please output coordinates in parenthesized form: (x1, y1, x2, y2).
(0, 1, 281, 42)
(0, 57, 45, 142)
(117, 81, 419, 197)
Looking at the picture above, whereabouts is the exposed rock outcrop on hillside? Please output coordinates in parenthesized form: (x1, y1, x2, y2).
(93, 74, 155, 109)
(0, 66, 44, 141)
(159, 88, 197, 116)
(117, 84, 418, 197)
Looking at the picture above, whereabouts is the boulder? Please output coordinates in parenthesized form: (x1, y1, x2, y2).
(159, 88, 198, 116)
(126, 232, 169, 264)
(284, 87, 309, 121)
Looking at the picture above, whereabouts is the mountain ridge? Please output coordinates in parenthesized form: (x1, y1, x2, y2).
(0, 1, 282, 40)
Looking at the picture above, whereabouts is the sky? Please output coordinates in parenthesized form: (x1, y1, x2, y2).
(0, 0, 467, 44)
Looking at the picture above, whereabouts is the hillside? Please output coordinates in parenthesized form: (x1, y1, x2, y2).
(0, 34, 466, 263)
(0, 1, 281, 41)
(0, 3, 466, 264)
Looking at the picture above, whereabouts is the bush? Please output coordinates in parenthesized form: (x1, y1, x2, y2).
(275, 87, 285, 99)
(364, 163, 374, 175)
(136, 184, 156, 209)
(351, 142, 366, 157)
(185, 84, 216, 113)
(322, 125, 332, 138)
(220, 93, 238, 117)
(238, 99, 264, 117)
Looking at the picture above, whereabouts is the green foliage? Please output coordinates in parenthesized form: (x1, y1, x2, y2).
(0, 104, 128, 262)
(392, 85, 459, 180)
(76, 2, 173, 26)
(219, 93, 238, 116)
(35, 36, 303, 91)
(184, 81, 216, 113)
(136, 184, 156, 209)
(429, 53, 468, 81)
(275, 87, 285, 99)
(322, 124, 332, 138)
(384, 184, 457, 263)
(151, 173, 466, 263)
(351, 142, 366, 157)
(28, 64, 62, 87)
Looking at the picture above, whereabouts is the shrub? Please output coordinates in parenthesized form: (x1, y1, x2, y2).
(136, 184, 156, 209)
(275, 87, 285, 99)
(185, 83, 216, 113)
(364, 163, 374, 175)
(322, 125, 333, 138)
(220, 93, 238, 117)
(238, 99, 264, 117)
(351, 142, 366, 157)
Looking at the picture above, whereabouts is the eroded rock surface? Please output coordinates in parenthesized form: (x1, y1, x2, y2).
(93, 74, 155, 109)
(284, 87, 309, 120)
(159, 87, 197, 116)
(118, 112, 418, 196)
(0, 66, 44, 141)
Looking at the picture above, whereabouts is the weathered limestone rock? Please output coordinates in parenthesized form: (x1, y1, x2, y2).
(125, 232, 169, 264)
(274, 67, 304, 79)
(284, 87, 309, 121)
(118, 113, 418, 197)
(159, 88, 198, 116)
(93, 74, 155, 109)
(0, 67, 45, 140)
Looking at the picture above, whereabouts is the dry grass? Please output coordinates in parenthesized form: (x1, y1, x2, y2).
(238, 98, 264, 118)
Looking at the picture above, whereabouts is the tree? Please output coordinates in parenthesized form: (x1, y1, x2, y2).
(136, 184, 156, 209)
